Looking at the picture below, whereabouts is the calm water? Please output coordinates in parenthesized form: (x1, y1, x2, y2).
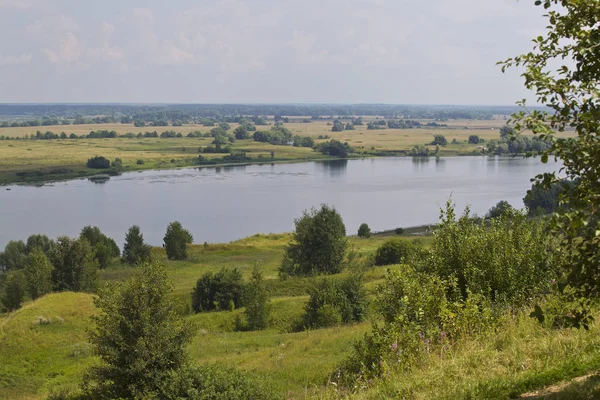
(0, 157, 559, 248)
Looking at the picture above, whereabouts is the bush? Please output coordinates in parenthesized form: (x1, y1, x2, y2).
(318, 139, 352, 157)
(86, 156, 110, 169)
(163, 221, 193, 260)
(394, 227, 404, 235)
(111, 158, 123, 170)
(374, 239, 414, 266)
(357, 223, 371, 238)
(1, 270, 26, 311)
(427, 201, 557, 305)
(431, 134, 448, 146)
(136, 159, 145, 165)
(468, 135, 481, 144)
(279, 204, 347, 276)
(302, 274, 368, 329)
(485, 200, 514, 220)
(191, 267, 245, 312)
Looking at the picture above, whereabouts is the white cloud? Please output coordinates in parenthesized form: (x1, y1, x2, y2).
(0, 53, 33, 66)
(87, 42, 124, 61)
(133, 8, 153, 22)
(44, 32, 84, 64)
(26, 14, 78, 34)
(101, 21, 115, 36)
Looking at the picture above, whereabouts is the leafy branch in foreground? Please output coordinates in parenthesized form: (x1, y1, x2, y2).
(499, 0, 600, 327)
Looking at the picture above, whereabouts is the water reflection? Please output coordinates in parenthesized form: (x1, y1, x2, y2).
(315, 159, 348, 178)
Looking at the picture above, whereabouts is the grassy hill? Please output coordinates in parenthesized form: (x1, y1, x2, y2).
(1, 232, 599, 399)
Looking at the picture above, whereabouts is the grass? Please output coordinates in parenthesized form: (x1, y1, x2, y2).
(1, 232, 598, 399)
(0, 118, 542, 185)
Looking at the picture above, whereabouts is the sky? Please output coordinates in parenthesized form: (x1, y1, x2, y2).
(0, 0, 548, 105)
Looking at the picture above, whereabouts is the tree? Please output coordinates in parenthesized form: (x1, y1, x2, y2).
(331, 121, 344, 132)
(80, 226, 120, 269)
(243, 265, 271, 330)
(0, 240, 27, 272)
(25, 234, 54, 254)
(468, 135, 480, 144)
(374, 239, 414, 266)
(111, 158, 123, 170)
(431, 134, 448, 146)
(123, 225, 152, 265)
(234, 125, 249, 140)
(49, 236, 98, 292)
(357, 223, 371, 238)
(279, 204, 347, 276)
(191, 267, 245, 313)
(500, 0, 600, 319)
(485, 200, 514, 220)
(163, 221, 193, 260)
(24, 248, 53, 300)
(87, 156, 110, 169)
(84, 262, 194, 399)
(1, 270, 26, 311)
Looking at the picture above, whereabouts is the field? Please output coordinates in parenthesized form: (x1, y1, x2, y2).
(1, 232, 599, 400)
(0, 119, 515, 185)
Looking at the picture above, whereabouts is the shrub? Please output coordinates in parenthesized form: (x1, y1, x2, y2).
(302, 273, 368, 329)
(485, 200, 514, 220)
(357, 223, 371, 238)
(427, 201, 557, 305)
(1, 270, 26, 311)
(279, 204, 347, 276)
(394, 227, 404, 235)
(136, 159, 145, 165)
(374, 239, 414, 266)
(86, 156, 110, 169)
(191, 267, 245, 312)
(431, 134, 448, 146)
(468, 135, 481, 144)
(111, 158, 123, 170)
(163, 221, 193, 260)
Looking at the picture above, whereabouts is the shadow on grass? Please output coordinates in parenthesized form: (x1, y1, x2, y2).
(521, 374, 600, 400)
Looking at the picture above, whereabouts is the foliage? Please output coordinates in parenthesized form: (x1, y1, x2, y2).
(25, 234, 55, 254)
(252, 126, 294, 145)
(357, 223, 371, 238)
(122, 225, 152, 265)
(468, 135, 481, 144)
(0, 240, 27, 272)
(302, 273, 368, 329)
(83, 262, 195, 399)
(233, 125, 249, 140)
(80, 226, 120, 269)
(485, 200, 514, 219)
(431, 134, 448, 146)
(24, 247, 53, 300)
(331, 120, 345, 132)
(409, 144, 430, 157)
(427, 201, 557, 306)
(279, 204, 347, 276)
(164, 221, 193, 260)
(191, 267, 245, 313)
(499, 0, 600, 317)
(0, 270, 26, 311)
(523, 181, 570, 216)
(243, 265, 271, 330)
(317, 139, 352, 157)
(394, 227, 404, 235)
(374, 239, 415, 266)
(86, 156, 110, 169)
(49, 237, 97, 292)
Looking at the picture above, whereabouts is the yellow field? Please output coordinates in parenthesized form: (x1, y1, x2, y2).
(0, 119, 571, 185)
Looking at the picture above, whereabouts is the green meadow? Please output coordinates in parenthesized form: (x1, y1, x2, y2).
(1, 231, 599, 400)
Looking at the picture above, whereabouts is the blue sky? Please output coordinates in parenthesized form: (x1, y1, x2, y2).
(0, 0, 547, 104)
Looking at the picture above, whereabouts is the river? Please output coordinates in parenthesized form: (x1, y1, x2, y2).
(0, 156, 559, 248)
